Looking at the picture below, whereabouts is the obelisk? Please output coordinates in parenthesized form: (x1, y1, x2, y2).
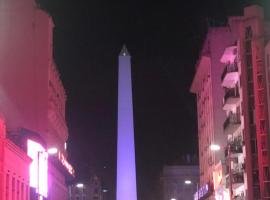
(116, 45, 137, 200)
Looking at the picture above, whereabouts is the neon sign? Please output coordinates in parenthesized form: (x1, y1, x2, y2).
(194, 183, 213, 200)
(27, 139, 48, 198)
(58, 152, 75, 176)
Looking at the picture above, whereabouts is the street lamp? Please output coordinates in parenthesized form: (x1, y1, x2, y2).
(185, 180, 199, 200)
(76, 183, 84, 188)
(210, 144, 221, 151)
(210, 143, 233, 200)
(102, 189, 108, 193)
(47, 147, 58, 155)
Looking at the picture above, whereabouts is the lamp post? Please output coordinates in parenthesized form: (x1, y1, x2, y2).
(210, 144, 233, 200)
(76, 183, 84, 199)
(227, 144, 233, 200)
(184, 180, 199, 200)
(37, 151, 41, 200)
(196, 182, 199, 200)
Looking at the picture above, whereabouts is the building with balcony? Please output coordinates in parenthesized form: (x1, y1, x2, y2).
(220, 31, 246, 199)
(0, 0, 74, 199)
(238, 5, 270, 199)
(191, 4, 270, 200)
(190, 24, 236, 200)
(221, 5, 270, 200)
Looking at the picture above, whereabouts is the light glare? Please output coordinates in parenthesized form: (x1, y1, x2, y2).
(185, 180, 192, 184)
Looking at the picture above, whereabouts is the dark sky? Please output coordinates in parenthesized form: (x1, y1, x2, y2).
(39, 0, 268, 199)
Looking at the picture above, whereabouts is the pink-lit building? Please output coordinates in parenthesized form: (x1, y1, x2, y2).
(0, 0, 74, 199)
(238, 5, 270, 199)
(191, 4, 270, 200)
(0, 117, 32, 200)
(190, 26, 236, 200)
(220, 5, 270, 200)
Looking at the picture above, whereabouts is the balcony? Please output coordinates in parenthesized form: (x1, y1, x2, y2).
(223, 88, 240, 110)
(221, 64, 239, 88)
(225, 141, 243, 157)
(223, 113, 241, 135)
(225, 170, 244, 189)
(220, 46, 237, 64)
(231, 171, 244, 184)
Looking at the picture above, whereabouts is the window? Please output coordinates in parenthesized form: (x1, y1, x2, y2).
(251, 140, 257, 154)
(267, 54, 269, 68)
(12, 177, 15, 200)
(17, 180, 19, 200)
(245, 26, 253, 40)
(245, 41, 252, 54)
(21, 183, 24, 200)
(246, 54, 253, 69)
(6, 174, 9, 200)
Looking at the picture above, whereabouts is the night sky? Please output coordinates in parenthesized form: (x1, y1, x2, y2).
(39, 0, 268, 199)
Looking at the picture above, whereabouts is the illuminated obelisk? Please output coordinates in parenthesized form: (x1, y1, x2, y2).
(117, 45, 137, 200)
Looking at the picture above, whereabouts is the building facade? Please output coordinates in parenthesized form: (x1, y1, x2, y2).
(161, 165, 199, 200)
(191, 4, 270, 200)
(238, 5, 270, 199)
(0, 117, 32, 200)
(191, 26, 236, 200)
(0, 0, 74, 199)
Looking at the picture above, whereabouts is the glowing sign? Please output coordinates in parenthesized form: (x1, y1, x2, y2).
(194, 183, 212, 200)
(213, 161, 223, 190)
(27, 139, 48, 198)
(58, 152, 75, 175)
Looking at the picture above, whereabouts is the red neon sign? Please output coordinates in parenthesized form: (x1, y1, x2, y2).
(58, 152, 75, 176)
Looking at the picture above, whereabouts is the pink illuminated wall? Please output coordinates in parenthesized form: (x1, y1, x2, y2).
(116, 46, 137, 200)
(0, 118, 31, 200)
(0, 0, 69, 199)
(0, 0, 67, 152)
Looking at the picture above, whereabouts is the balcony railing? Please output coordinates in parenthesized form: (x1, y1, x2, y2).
(224, 88, 240, 103)
(232, 172, 244, 184)
(223, 113, 241, 131)
(221, 64, 238, 81)
(225, 171, 244, 188)
(225, 143, 243, 156)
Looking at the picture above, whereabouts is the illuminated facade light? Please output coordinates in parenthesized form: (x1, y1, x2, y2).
(171, 198, 176, 200)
